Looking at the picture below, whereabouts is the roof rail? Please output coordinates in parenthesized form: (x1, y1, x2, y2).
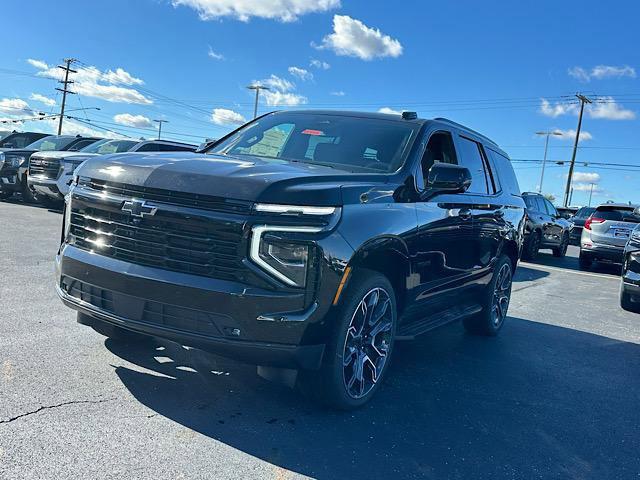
(433, 117, 498, 147)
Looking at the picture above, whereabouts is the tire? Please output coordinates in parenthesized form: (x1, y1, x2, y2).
(552, 232, 569, 257)
(0, 190, 12, 201)
(463, 255, 513, 336)
(77, 312, 152, 342)
(20, 177, 36, 203)
(620, 283, 640, 313)
(522, 231, 541, 261)
(578, 252, 592, 271)
(297, 269, 397, 410)
(37, 194, 63, 209)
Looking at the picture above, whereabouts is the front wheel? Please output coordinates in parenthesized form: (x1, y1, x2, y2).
(464, 255, 513, 336)
(0, 190, 12, 201)
(522, 232, 541, 261)
(552, 232, 569, 257)
(620, 283, 640, 313)
(298, 270, 397, 410)
(20, 177, 36, 203)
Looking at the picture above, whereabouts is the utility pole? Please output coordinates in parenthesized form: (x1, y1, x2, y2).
(535, 130, 563, 193)
(588, 183, 595, 206)
(153, 119, 168, 139)
(563, 93, 592, 207)
(247, 85, 270, 119)
(56, 58, 77, 135)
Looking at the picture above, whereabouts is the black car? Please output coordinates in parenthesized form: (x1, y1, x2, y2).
(521, 192, 571, 260)
(621, 223, 640, 313)
(0, 131, 49, 151)
(0, 135, 101, 202)
(569, 206, 596, 245)
(56, 110, 525, 409)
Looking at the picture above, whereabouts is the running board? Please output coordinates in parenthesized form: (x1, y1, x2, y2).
(396, 304, 482, 340)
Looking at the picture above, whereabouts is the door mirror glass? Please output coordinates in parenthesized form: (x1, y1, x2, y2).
(425, 163, 472, 195)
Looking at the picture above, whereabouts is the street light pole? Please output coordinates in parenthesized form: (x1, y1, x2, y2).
(588, 182, 595, 206)
(246, 85, 270, 119)
(535, 130, 563, 193)
(153, 119, 168, 140)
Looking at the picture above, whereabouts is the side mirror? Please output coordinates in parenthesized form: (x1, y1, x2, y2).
(425, 163, 472, 196)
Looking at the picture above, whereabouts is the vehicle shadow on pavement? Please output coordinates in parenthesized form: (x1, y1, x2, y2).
(524, 249, 622, 277)
(104, 317, 640, 480)
(513, 265, 550, 283)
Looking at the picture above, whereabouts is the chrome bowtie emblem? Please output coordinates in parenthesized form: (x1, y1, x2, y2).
(121, 200, 157, 218)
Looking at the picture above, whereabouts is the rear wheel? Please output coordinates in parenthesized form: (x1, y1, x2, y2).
(77, 312, 152, 342)
(620, 283, 640, 313)
(552, 232, 569, 257)
(578, 252, 593, 270)
(522, 231, 541, 261)
(464, 255, 513, 336)
(298, 270, 397, 410)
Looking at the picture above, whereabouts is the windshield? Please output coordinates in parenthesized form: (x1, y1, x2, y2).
(208, 113, 420, 173)
(594, 206, 640, 223)
(80, 139, 137, 154)
(26, 136, 76, 151)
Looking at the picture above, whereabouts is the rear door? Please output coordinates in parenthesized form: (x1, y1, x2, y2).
(590, 206, 640, 247)
(541, 198, 563, 245)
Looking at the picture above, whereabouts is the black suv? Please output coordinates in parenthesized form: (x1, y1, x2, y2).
(521, 192, 571, 260)
(0, 134, 101, 202)
(621, 223, 640, 313)
(56, 111, 525, 409)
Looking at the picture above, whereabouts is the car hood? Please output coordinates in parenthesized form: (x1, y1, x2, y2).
(31, 150, 84, 160)
(0, 149, 37, 157)
(76, 152, 392, 206)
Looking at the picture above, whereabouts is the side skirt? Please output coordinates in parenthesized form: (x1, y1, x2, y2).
(396, 303, 482, 340)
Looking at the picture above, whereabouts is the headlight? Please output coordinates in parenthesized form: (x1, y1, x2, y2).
(250, 225, 322, 287)
(63, 195, 73, 239)
(7, 155, 27, 167)
(631, 229, 640, 243)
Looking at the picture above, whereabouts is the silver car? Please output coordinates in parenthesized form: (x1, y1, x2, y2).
(579, 203, 640, 270)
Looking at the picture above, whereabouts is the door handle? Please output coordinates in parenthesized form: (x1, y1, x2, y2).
(458, 208, 472, 220)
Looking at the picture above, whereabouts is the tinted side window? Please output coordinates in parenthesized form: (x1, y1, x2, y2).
(136, 143, 161, 152)
(457, 136, 488, 194)
(68, 139, 95, 151)
(535, 197, 547, 213)
(162, 144, 195, 152)
(523, 196, 537, 211)
(487, 148, 520, 195)
(544, 199, 557, 216)
(419, 131, 458, 185)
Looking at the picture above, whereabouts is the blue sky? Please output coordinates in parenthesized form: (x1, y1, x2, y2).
(1, 0, 639, 206)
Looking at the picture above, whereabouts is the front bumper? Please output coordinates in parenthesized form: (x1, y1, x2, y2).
(28, 176, 63, 199)
(0, 167, 20, 192)
(56, 245, 330, 370)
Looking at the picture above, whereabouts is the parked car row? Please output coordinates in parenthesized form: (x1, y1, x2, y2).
(0, 131, 197, 204)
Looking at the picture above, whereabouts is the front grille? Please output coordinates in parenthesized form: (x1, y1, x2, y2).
(29, 157, 60, 179)
(79, 177, 253, 214)
(69, 202, 245, 281)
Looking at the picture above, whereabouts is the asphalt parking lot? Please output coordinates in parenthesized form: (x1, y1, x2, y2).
(1, 199, 639, 480)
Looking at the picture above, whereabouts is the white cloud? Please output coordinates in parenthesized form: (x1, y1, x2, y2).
(288, 66, 313, 81)
(28, 60, 152, 105)
(552, 129, 593, 142)
(0, 98, 31, 115)
(263, 90, 307, 106)
(540, 97, 635, 121)
(572, 172, 601, 183)
(211, 108, 246, 125)
(114, 113, 154, 128)
(588, 97, 636, 120)
(102, 68, 144, 86)
(257, 74, 295, 92)
(207, 45, 224, 60)
(569, 64, 636, 81)
(572, 183, 602, 192)
(310, 59, 330, 70)
(317, 15, 403, 60)
(29, 93, 56, 107)
(330, 90, 345, 96)
(171, 0, 340, 22)
(27, 58, 48, 70)
(378, 107, 401, 115)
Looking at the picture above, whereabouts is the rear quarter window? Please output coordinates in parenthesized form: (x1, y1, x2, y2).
(487, 148, 520, 195)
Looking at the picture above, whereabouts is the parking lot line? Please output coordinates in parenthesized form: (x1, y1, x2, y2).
(519, 261, 620, 281)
